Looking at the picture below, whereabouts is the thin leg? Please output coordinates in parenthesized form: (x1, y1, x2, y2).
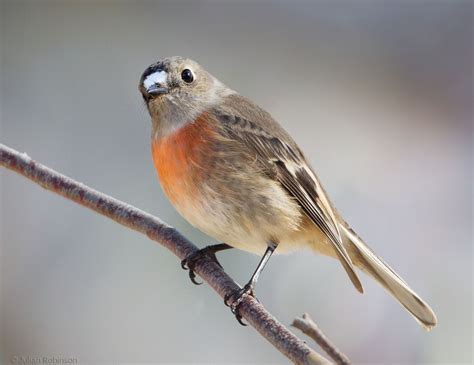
(247, 241, 277, 290)
(225, 241, 278, 325)
(181, 243, 233, 285)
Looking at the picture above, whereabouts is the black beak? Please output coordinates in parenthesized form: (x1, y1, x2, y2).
(146, 83, 169, 96)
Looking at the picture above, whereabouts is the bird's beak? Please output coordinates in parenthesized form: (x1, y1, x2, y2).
(146, 83, 169, 96)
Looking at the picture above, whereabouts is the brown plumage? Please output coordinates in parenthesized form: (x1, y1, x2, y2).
(139, 56, 437, 329)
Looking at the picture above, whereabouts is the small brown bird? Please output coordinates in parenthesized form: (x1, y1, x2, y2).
(139, 56, 437, 329)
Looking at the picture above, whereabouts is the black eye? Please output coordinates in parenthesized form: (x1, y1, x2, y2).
(181, 69, 194, 83)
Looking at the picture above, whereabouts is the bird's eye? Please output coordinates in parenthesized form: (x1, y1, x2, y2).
(181, 69, 194, 83)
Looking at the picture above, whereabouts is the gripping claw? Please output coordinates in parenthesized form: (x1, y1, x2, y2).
(224, 284, 255, 326)
(181, 244, 231, 286)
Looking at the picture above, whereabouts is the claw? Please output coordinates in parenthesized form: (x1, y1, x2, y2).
(181, 244, 229, 286)
(181, 255, 203, 285)
(235, 312, 247, 326)
(224, 283, 255, 326)
(224, 293, 232, 307)
(188, 269, 202, 285)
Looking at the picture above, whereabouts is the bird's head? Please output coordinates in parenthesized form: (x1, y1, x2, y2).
(139, 56, 231, 136)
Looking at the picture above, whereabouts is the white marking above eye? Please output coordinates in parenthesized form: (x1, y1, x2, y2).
(143, 70, 167, 89)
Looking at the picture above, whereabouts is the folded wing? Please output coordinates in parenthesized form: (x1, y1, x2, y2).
(216, 108, 363, 293)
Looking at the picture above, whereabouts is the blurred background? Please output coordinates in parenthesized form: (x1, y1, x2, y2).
(1, 1, 472, 364)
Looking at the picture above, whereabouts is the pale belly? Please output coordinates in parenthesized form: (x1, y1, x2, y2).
(172, 175, 308, 255)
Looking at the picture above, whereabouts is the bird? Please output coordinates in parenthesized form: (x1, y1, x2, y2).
(138, 56, 437, 329)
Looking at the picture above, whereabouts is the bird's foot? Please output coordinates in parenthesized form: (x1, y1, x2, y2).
(224, 283, 256, 326)
(181, 245, 225, 285)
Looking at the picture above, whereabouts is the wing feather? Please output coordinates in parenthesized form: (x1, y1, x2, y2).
(216, 109, 363, 292)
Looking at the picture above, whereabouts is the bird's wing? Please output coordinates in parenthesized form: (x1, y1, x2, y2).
(214, 98, 363, 293)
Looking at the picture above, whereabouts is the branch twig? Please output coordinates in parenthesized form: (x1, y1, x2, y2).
(292, 313, 351, 365)
(1, 143, 335, 365)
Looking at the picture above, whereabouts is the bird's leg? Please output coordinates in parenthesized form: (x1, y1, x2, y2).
(181, 243, 233, 285)
(225, 241, 278, 326)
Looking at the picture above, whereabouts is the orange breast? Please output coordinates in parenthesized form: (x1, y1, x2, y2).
(151, 113, 217, 205)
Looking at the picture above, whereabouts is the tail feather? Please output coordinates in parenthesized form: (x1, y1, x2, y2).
(340, 225, 438, 330)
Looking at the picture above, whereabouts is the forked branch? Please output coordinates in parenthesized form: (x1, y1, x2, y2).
(292, 313, 351, 365)
(1, 143, 350, 365)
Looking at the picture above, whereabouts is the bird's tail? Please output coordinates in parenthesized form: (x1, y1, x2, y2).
(339, 224, 437, 330)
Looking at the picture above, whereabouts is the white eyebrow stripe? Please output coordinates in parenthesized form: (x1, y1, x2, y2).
(143, 71, 167, 89)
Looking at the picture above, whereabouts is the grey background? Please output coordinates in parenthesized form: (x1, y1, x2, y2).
(1, 1, 472, 364)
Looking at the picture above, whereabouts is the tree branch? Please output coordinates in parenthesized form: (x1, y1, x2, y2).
(1, 143, 335, 365)
(292, 313, 351, 365)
